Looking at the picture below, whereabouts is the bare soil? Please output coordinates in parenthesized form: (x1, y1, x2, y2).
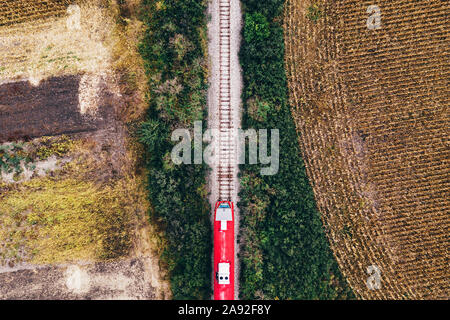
(0, 75, 111, 142)
(0, 258, 157, 300)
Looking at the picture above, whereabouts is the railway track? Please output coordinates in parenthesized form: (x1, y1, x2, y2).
(218, 0, 234, 201)
(209, 0, 242, 300)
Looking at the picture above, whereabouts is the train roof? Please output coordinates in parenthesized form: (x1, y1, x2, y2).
(216, 205, 232, 220)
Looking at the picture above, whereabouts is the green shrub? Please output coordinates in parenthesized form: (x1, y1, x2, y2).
(244, 12, 270, 43)
(0, 143, 30, 175)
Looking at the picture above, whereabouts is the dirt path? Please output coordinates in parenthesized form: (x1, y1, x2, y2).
(0, 259, 158, 299)
(207, 0, 243, 299)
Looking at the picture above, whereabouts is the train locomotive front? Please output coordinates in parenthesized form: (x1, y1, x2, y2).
(213, 201, 235, 300)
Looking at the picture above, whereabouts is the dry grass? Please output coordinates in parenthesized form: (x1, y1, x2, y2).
(0, 133, 140, 266)
(108, 0, 148, 121)
(0, 177, 131, 264)
(0, 2, 113, 83)
(285, 0, 449, 299)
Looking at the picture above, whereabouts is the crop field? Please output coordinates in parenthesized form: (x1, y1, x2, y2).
(0, 1, 112, 82)
(0, 0, 72, 27)
(285, 0, 449, 299)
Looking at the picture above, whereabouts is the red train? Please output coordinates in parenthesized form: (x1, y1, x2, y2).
(213, 201, 235, 300)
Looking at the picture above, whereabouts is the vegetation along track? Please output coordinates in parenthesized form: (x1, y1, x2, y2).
(285, 0, 449, 299)
(140, 0, 212, 299)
